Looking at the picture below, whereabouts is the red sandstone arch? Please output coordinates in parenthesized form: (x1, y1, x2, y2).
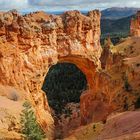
(36, 55, 98, 133)
(0, 10, 110, 139)
(58, 56, 96, 89)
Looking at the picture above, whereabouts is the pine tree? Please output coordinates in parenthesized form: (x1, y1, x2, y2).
(20, 101, 46, 140)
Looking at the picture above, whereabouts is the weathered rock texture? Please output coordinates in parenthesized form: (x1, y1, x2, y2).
(0, 9, 106, 138)
(100, 36, 113, 70)
(130, 11, 140, 37)
(1, 9, 140, 140)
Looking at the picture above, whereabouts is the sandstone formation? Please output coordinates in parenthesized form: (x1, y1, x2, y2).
(64, 11, 140, 140)
(0, 9, 106, 139)
(80, 91, 113, 125)
(100, 36, 113, 70)
(1, 9, 140, 140)
(130, 11, 140, 37)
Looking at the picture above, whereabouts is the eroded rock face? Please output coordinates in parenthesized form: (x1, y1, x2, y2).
(130, 11, 140, 37)
(0, 10, 103, 138)
(80, 90, 114, 125)
(100, 36, 113, 70)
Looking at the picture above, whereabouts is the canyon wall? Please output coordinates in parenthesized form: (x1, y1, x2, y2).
(0, 10, 104, 138)
(130, 11, 140, 37)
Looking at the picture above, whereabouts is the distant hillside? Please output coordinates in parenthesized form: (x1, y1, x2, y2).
(101, 7, 139, 19)
(101, 15, 134, 35)
(101, 15, 135, 45)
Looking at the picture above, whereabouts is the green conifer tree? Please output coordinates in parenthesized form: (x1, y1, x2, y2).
(20, 101, 46, 140)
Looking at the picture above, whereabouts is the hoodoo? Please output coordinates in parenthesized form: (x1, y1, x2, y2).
(130, 11, 140, 37)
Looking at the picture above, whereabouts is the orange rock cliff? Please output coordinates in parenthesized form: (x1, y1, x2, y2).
(130, 11, 140, 37)
(0, 9, 140, 139)
(0, 9, 105, 138)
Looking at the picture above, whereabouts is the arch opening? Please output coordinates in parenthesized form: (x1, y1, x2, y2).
(42, 62, 87, 115)
(42, 62, 88, 138)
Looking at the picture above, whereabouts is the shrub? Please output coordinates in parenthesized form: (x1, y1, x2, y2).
(123, 102, 129, 111)
(6, 88, 20, 101)
(93, 124, 96, 129)
(20, 101, 46, 140)
(124, 75, 132, 92)
(135, 97, 140, 109)
(136, 63, 140, 67)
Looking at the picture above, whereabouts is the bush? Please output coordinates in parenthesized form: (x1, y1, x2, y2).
(20, 101, 46, 140)
(136, 63, 140, 67)
(124, 75, 132, 92)
(135, 97, 140, 109)
(123, 102, 129, 111)
(7, 91, 19, 101)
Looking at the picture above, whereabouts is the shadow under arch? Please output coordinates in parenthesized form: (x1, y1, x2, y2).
(58, 55, 97, 89)
(42, 62, 88, 114)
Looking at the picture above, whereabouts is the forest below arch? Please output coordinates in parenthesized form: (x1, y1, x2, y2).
(42, 63, 87, 115)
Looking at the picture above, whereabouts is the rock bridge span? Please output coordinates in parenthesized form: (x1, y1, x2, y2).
(0, 10, 114, 138)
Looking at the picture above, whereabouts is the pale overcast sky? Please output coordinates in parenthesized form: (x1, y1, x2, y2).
(0, 0, 140, 11)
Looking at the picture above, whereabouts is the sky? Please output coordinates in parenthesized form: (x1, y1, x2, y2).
(0, 0, 140, 12)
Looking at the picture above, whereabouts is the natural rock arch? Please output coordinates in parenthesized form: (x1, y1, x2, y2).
(0, 9, 115, 139)
(34, 55, 98, 135)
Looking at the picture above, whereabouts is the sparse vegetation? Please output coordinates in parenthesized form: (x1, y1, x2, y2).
(135, 97, 140, 109)
(93, 124, 96, 131)
(124, 78, 131, 92)
(123, 97, 129, 111)
(136, 63, 140, 67)
(123, 74, 132, 92)
(63, 108, 72, 118)
(7, 89, 19, 101)
(20, 101, 46, 140)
